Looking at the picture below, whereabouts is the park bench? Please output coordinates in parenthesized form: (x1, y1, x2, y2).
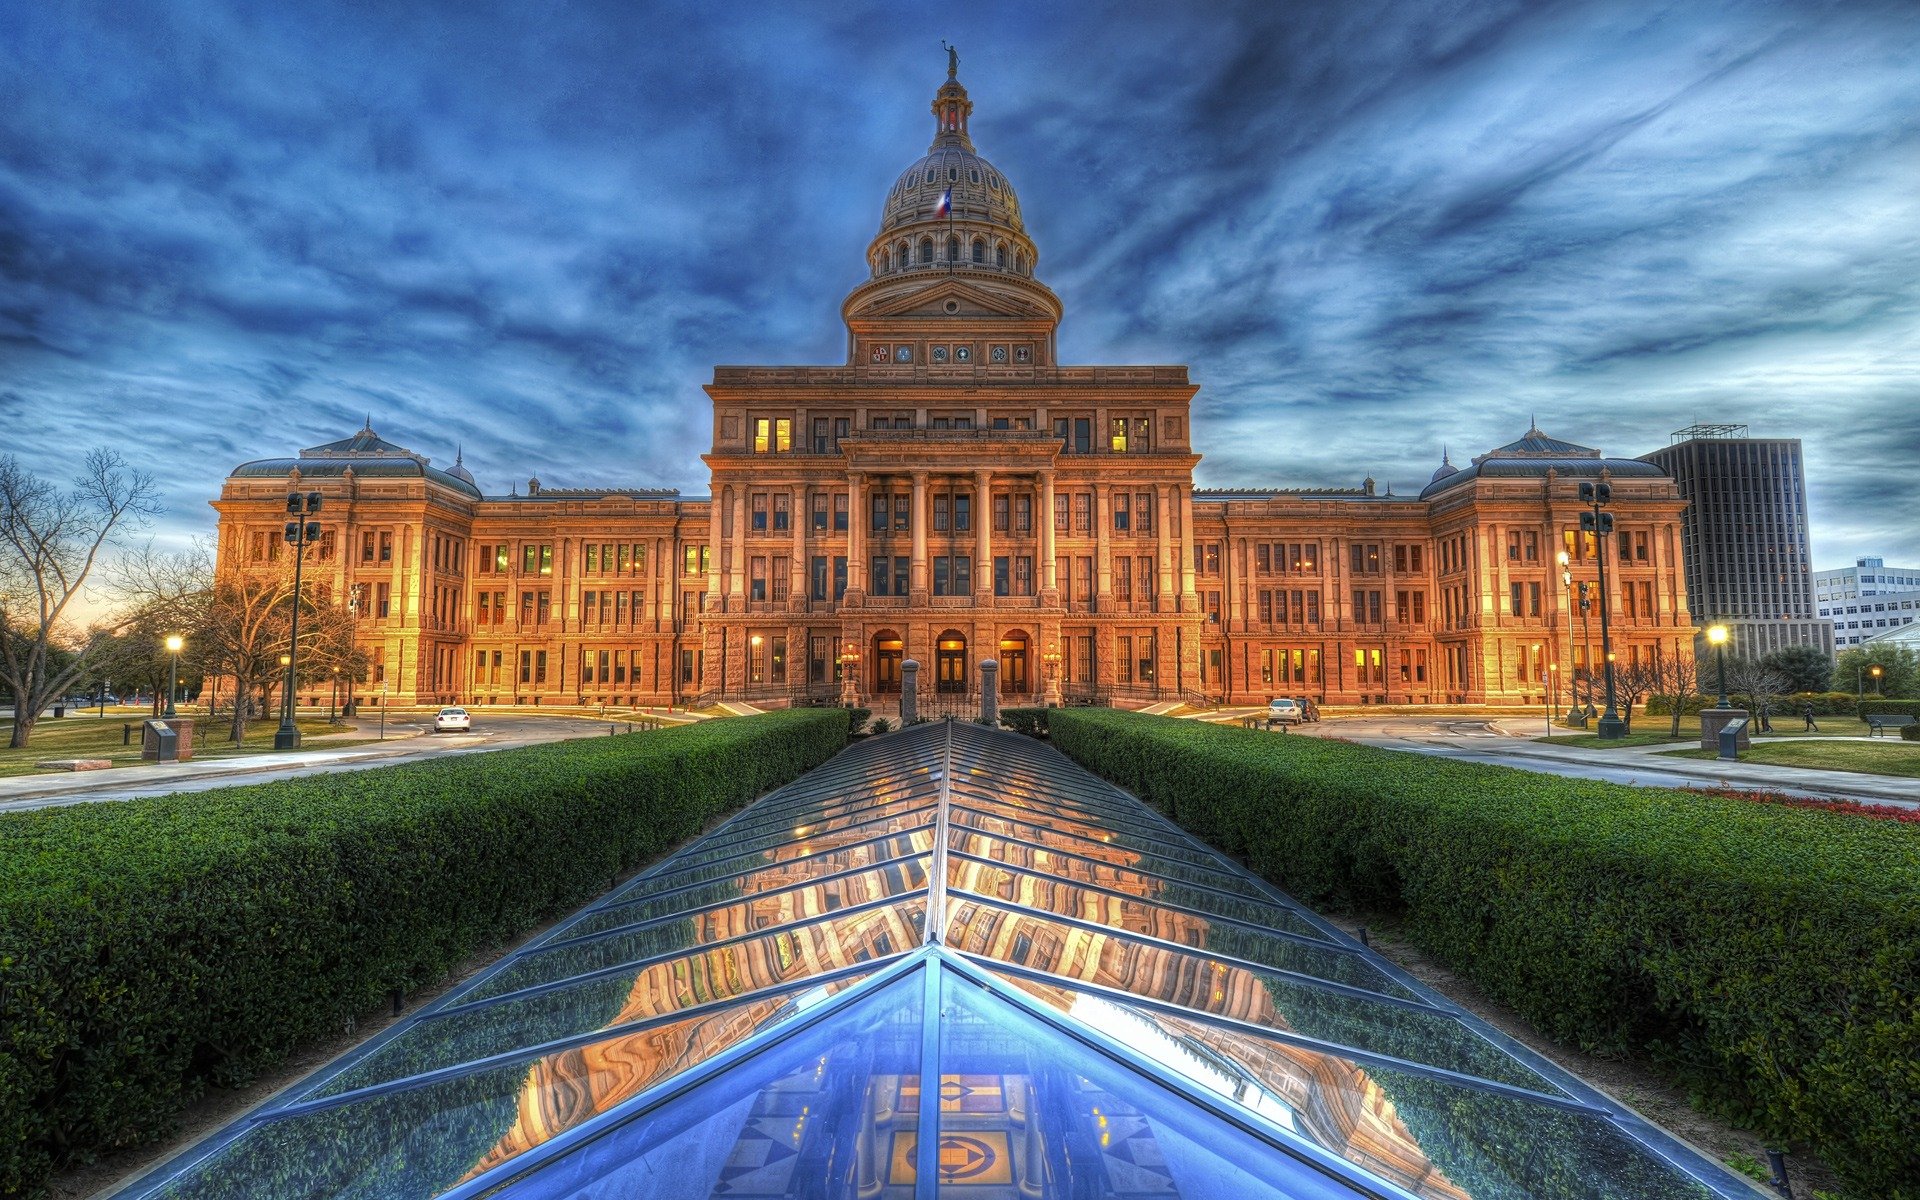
(1863, 713, 1915, 737)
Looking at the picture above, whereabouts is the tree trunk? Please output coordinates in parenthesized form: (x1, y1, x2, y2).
(230, 699, 247, 745)
(8, 713, 33, 748)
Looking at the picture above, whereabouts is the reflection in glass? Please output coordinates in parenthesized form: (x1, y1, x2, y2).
(946, 899, 1548, 1091)
(151, 977, 883, 1200)
(602, 828, 934, 905)
(994, 972, 1716, 1200)
(929, 969, 1354, 1200)
(952, 827, 1270, 898)
(502, 971, 927, 1200)
(470, 894, 926, 1004)
(645, 802, 936, 873)
(953, 804, 1226, 868)
(948, 858, 1408, 997)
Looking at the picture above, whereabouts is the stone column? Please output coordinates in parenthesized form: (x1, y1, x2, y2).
(729, 488, 747, 605)
(980, 658, 1000, 725)
(1179, 484, 1197, 611)
(1156, 483, 1174, 612)
(845, 472, 866, 603)
(1039, 470, 1058, 601)
(707, 488, 725, 612)
(1094, 484, 1112, 612)
(974, 468, 993, 597)
(910, 470, 930, 602)
(790, 484, 807, 612)
(900, 658, 920, 724)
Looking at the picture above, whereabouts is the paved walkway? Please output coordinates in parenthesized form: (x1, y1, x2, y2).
(0, 709, 686, 813)
(1194, 709, 1917, 808)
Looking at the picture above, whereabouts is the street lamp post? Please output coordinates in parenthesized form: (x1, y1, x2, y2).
(275, 490, 324, 750)
(330, 667, 341, 722)
(1043, 640, 1063, 707)
(164, 635, 184, 719)
(1579, 481, 1624, 739)
(1871, 664, 1884, 696)
(838, 641, 861, 707)
(1707, 624, 1729, 707)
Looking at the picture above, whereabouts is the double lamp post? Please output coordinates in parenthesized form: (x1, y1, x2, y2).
(276, 491, 324, 750)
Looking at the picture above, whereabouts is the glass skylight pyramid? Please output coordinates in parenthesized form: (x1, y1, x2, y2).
(118, 722, 1763, 1200)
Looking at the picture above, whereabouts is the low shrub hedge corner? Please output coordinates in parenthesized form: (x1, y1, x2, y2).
(0, 708, 845, 1196)
(1046, 708, 1920, 1200)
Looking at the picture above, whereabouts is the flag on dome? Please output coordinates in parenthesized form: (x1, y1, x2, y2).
(935, 187, 951, 219)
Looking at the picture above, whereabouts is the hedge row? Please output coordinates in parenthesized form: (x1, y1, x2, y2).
(1646, 690, 1920, 718)
(1044, 709, 1920, 1200)
(0, 709, 846, 1197)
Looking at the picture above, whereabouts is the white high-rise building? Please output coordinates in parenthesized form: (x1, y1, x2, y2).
(1816, 557, 1920, 647)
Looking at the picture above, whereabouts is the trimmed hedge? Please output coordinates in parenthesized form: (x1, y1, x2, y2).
(0, 709, 845, 1197)
(999, 707, 1050, 738)
(1046, 709, 1920, 1200)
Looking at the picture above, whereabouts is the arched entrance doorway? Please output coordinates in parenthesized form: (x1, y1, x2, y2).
(872, 631, 903, 694)
(998, 630, 1031, 695)
(935, 630, 968, 693)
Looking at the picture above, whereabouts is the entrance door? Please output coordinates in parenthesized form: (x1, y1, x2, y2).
(935, 632, 968, 693)
(999, 633, 1029, 694)
(874, 636, 903, 694)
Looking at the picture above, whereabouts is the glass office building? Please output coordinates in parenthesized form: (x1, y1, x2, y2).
(117, 723, 1759, 1199)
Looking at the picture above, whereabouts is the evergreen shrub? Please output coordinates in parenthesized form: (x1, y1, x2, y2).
(0, 709, 845, 1196)
(1046, 708, 1920, 1200)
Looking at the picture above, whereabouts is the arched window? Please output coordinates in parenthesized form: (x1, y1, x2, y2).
(1015, 251, 1027, 275)
(971, 238, 985, 264)
(994, 242, 1007, 268)
(969, 169, 980, 183)
(948, 167, 958, 181)
(946, 235, 960, 262)
(884, 248, 895, 272)
(919, 237, 934, 264)
(898, 241, 911, 268)
(925, 170, 935, 184)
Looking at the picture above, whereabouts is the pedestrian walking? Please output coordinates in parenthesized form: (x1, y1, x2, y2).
(1801, 701, 1819, 732)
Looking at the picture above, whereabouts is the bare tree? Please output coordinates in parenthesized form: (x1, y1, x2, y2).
(1726, 657, 1791, 734)
(1645, 643, 1704, 738)
(1613, 660, 1657, 733)
(0, 451, 159, 747)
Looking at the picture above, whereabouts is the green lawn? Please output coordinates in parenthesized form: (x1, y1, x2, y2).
(1539, 713, 1859, 749)
(0, 715, 363, 778)
(1658, 739, 1920, 779)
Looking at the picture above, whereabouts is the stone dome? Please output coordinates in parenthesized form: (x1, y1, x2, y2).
(863, 61, 1040, 282)
(1429, 449, 1458, 484)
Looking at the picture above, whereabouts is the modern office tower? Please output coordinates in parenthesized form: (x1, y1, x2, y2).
(1640, 424, 1833, 657)
(1816, 557, 1920, 647)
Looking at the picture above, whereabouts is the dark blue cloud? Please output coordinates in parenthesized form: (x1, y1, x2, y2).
(3, 0, 1917, 570)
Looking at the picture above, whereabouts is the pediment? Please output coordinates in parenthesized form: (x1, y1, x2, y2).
(855, 278, 1051, 321)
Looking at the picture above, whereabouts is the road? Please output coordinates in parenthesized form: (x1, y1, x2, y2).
(0, 711, 668, 812)
(1205, 710, 1918, 808)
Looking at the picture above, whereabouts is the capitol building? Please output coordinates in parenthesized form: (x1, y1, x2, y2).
(212, 63, 1694, 711)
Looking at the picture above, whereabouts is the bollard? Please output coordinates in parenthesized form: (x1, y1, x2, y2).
(123, 723, 133, 746)
(979, 659, 1000, 726)
(900, 659, 920, 725)
(390, 988, 403, 1017)
(1763, 1150, 1790, 1198)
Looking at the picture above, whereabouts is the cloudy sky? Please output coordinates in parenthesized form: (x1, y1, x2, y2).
(4, 0, 1917, 569)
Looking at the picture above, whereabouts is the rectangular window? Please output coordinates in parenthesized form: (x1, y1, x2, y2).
(1114, 492, 1130, 532)
(993, 494, 1010, 532)
(894, 494, 910, 531)
(751, 494, 768, 531)
(812, 492, 829, 530)
(994, 555, 1011, 596)
(1074, 417, 1091, 454)
(811, 556, 828, 600)
(1116, 636, 1133, 685)
(1115, 557, 1132, 601)
(812, 416, 829, 453)
(1528, 582, 1542, 617)
(1510, 582, 1523, 615)
(519, 650, 532, 685)
(934, 494, 949, 533)
(537, 593, 550, 625)
(1135, 492, 1152, 534)
(1014, 555, 1032, 596)
(1258, 544, 1271, 573)
(954, 494, 970, 532)
(771, 556, 789, 602)
(1350, 543, 1381, 573)
(1055, 494, 1069, 532)
(834, 492, 848, 531)
(772, 493, 790, 531)
(1015, 495, 1031, 533)
(834, 556, 847, 600)
(1073, 493, 1091, 534)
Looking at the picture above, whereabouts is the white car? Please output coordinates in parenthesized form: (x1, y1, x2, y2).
(1265, 698, 1304, 727)
(433, 706, 472, 733)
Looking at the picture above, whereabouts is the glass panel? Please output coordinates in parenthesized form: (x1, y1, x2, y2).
(930, 970, 1363, 1200)
(145, 976, 904, 1200)
(947, 846, 1335, 940)
(644, 804, 936, 873)
(470, 895, 927, 1005)
(948, 858, 1408, 997)
(606, 828, 934, 902)
(946, 899, 1550, 1092)
(558, 851, 926, 942)
(994, 972, 1717, 1200)
(500, 971, 926, 1200)
(952, 830, 1269, 900)
(950, 787, 1208, 848)
(311, 968, 873, 1101)
(952, 804, 1225, 868)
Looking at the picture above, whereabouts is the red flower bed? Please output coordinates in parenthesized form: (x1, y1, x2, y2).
(1697, 786, 1920, 824)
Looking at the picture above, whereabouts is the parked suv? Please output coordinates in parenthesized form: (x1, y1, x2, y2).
(1265, 698, 1304, 728)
